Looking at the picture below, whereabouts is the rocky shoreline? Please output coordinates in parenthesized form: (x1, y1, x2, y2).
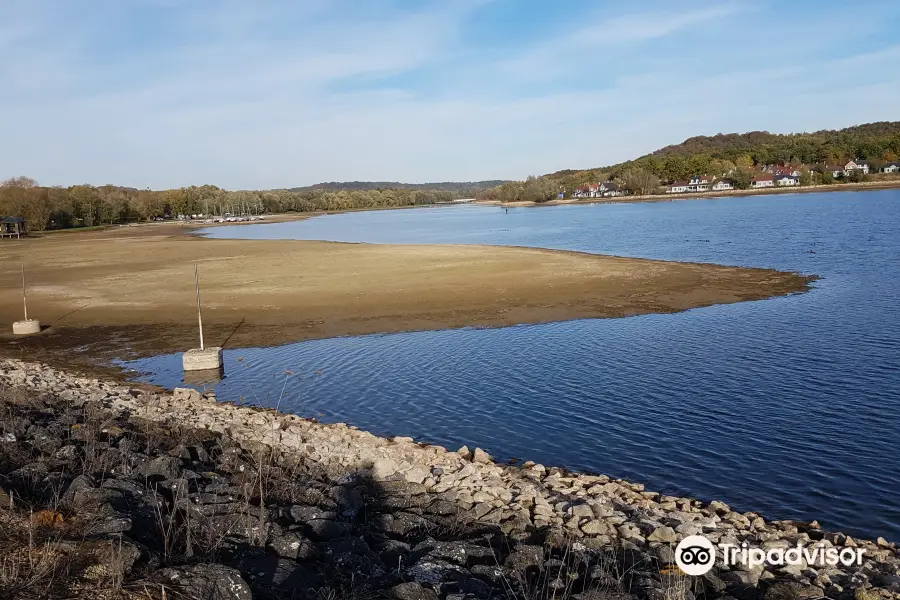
(1, 357, 898, 600)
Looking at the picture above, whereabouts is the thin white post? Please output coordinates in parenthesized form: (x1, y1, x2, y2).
(21, 264, 28, 321)
(194, 264, 205, 350)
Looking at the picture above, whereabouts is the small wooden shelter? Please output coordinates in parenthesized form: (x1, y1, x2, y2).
(1, 217, 27, 239)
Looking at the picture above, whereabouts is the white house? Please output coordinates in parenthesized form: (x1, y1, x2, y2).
(843, 160, 869, 175)
(688, 175, 714, 192)
(599, 182, 626, 197)
(712, 179, 735, 191)
(668, 175, 715, 194)
(574, 184, 599, 198)
(882, 162, 900, 173)
(774, 174, 799, 186)
(751, 175, 775, 188)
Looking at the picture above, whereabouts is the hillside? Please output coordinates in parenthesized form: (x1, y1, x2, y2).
(478, 121, 900, 202)
(549, 121, 900, 183)
(646, 121, 900, 163)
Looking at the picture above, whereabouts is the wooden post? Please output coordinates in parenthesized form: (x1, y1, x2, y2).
(194, 264, 204, 350)
(21, 264, 28, 321)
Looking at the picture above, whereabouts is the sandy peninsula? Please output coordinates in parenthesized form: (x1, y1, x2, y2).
(0, 223, 814, 374)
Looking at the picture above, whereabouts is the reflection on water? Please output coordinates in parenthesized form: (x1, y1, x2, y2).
(181, 367, 225, 388)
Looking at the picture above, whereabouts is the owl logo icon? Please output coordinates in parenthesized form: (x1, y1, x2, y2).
(675, 535, 716, 575)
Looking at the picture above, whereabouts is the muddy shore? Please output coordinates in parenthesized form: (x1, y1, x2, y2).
(0, 224, 814, 378)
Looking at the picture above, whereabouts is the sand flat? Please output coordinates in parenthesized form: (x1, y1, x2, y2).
(0, 223, 814, 374)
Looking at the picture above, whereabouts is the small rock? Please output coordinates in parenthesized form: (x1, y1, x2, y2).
(55, 445, 79, 460)
(505, 545, 544, 571)
(568, 503, 594, 519)
(654, 545, 676, 565)
(267, 532, 317, 560)
(157, 563, 252, 600)
(371, 457, 400, 481)
(391, 582, 440, 600)
(307, 519, 352, 540)
(647, 526, 677, 543)
(472, 447, 492, 464)
(581, 520, 610, 536)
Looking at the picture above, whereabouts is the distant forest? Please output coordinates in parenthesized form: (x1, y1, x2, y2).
(0, 178, 501, 232)
(5, 122, 900, 229)
(290, 180, 506, 193)
(478, 121, 900, 202)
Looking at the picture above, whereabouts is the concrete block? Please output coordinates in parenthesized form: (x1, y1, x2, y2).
(182, 347, 223, 372)
(12, 320, 41, 335)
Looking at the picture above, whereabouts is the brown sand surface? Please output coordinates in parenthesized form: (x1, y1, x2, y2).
(0, 223, 815, 377)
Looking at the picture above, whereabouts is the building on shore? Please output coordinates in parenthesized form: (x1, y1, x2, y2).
(666, 181, 690, 194)
(750, 175, 775, 188)
(666, 175, 716, 194)
(598, 182, 627, 197)
(573, 182, 629, 198)
(881, 162, 900, 174)
(849, 160, 870, 175)
(712, 179, 736, 191)
(774, 174, 800, 186)
(0, 216, 27, 238)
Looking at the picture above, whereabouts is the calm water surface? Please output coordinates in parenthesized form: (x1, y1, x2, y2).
(123, 191, 900, 540)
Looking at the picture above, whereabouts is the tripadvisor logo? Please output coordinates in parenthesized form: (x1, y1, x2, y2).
(674, 535, 865, 576)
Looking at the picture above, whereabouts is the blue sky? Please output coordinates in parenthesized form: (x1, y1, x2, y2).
(1, 0, 899, 189)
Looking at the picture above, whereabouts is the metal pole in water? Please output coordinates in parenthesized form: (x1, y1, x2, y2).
(21, 264, 28, 321)
(194, 264, 205, 350)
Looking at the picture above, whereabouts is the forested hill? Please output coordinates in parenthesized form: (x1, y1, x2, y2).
(544, 121, 900, 182)
(644, 121, 900, 163)
(290, 180, 506, 193)
(478, 121, 900, 203)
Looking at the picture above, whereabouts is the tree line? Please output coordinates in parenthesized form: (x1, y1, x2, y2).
(476, 121, 900, 202)
(0, 177, 482, 231)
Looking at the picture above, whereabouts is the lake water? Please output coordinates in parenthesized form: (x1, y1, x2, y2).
(122, 191, 900, 540)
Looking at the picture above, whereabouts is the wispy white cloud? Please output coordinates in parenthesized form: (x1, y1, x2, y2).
(0, 0, 898, 188)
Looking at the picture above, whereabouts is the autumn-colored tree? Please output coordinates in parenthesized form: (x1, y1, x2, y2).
(621, 168, 660, 195)
(1, 176, 38, 188)
(735, 155, 754, 169)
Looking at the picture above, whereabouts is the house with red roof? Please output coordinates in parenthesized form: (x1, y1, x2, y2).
(750, 175, 775, 188)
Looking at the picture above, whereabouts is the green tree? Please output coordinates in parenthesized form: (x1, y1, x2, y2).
(735, 154, 754, 169)
(731, 167, 754, 190)
(621, 168, 660, 195)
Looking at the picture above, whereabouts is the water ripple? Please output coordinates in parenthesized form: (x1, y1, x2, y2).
(124, 191, 900, 541)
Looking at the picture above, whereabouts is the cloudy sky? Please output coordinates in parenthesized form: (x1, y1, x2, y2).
(2, 0, 899, 189)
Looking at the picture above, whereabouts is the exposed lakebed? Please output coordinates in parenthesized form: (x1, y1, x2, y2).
(122, 191, 900, 540)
